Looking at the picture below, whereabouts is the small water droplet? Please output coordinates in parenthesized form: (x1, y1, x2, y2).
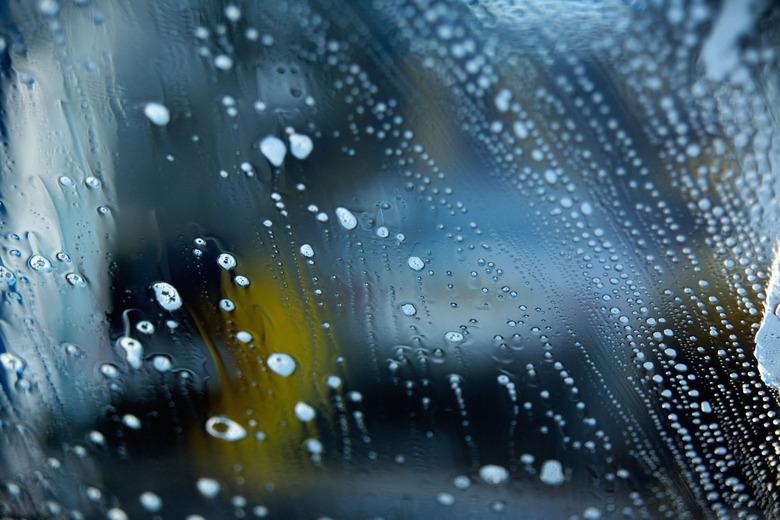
(0, 267, 17, 287)
(136, 321, 155, 334)
(152, 355, 172, 372)
(107, 508, 128, 520)
(214, 54, 233, 70)
(305, 438, 323, 454)
(236, 331, 253, 343)
(300, 244, 314, 258)
(436, 492, 455, 506)
(144, 102, 170, 126)
(453, 475, 471, 489)
(444, 331, 464, 343)
(401, 303, 417, 316)
(139, 492, 162, 513)
(196, 478, 221, 499)
(217, 253, 236, 270)
(65, 273, 86, 287)
(407, 256, 424, 271)
(294, 401, 316, 422)
(117, 336, 143, 369)
(224, 4, 241, 22)
(122, 414, 142, 430)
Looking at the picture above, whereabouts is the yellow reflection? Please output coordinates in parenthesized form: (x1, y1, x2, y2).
(187, 240, 339, 488)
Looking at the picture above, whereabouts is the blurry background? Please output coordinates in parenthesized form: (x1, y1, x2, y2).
(0, 0, 779, 518)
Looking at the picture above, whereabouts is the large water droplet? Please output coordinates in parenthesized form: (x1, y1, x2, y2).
(540, 460, 564, 486)
(152, 282, 182, 311)
(267, 353, 296, 376)
(289, 133, 313, 159)
(335, 207, 358, 230)
(205, 416, 247, 442)
(479, 464, 509, 485)
(259, 136, 287, 167)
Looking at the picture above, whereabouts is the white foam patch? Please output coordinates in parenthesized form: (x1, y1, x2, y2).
(701, 0, 757, 81)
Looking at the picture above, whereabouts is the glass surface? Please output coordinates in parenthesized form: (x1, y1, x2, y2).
(0, 0, 779, 518)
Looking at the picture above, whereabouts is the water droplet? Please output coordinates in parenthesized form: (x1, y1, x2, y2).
(196, 478, 221, 499)
(100, 363, 118, 378)
(444, 331, 464, 343)
(205, 416, 247, 441)
(401, 303, 417, 316)
(267, 353, 296, 376)
(335, 207, 358, 230)
(513, 120, 529, 139)
(118, 336, 143, 369)
(259, 136, 287, 167)
(0, 266, 17, 287)
(28, 254, 52, 273)
(453, 475, 471, 489)
(218, 253, 236, 270)
(236, 331, 252, 343)
(289, 133, 313, 159)
(37, 0, 60, 16)
(0, 353, 23, 372)
(294, 401, 316, 422)
(305, 438, 323, 454)
(152, 355, 172, 372)
(144, 102, 170, 126)
(300, 244, 314, 258)
(136, 321, 155, 334)
(407, 256, 424, 271)
(107, 508, 128, 520)
(479, 464, 509, 485)
(152, 282, 182, 311)
(540, 460, 564, 485)
(139, 492, 162, 513)
(65, 273, 86, 287)
(214, 54, 234, 70)
(436, 492, 455, 506)
(122, 414, 142, 430)
(224, 4, 241, 22)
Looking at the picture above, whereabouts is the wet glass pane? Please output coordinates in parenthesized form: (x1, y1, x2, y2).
(1, 0, 779, 518)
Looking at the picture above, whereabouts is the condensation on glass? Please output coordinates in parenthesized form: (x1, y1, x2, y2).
(0, 0, 779, 518)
